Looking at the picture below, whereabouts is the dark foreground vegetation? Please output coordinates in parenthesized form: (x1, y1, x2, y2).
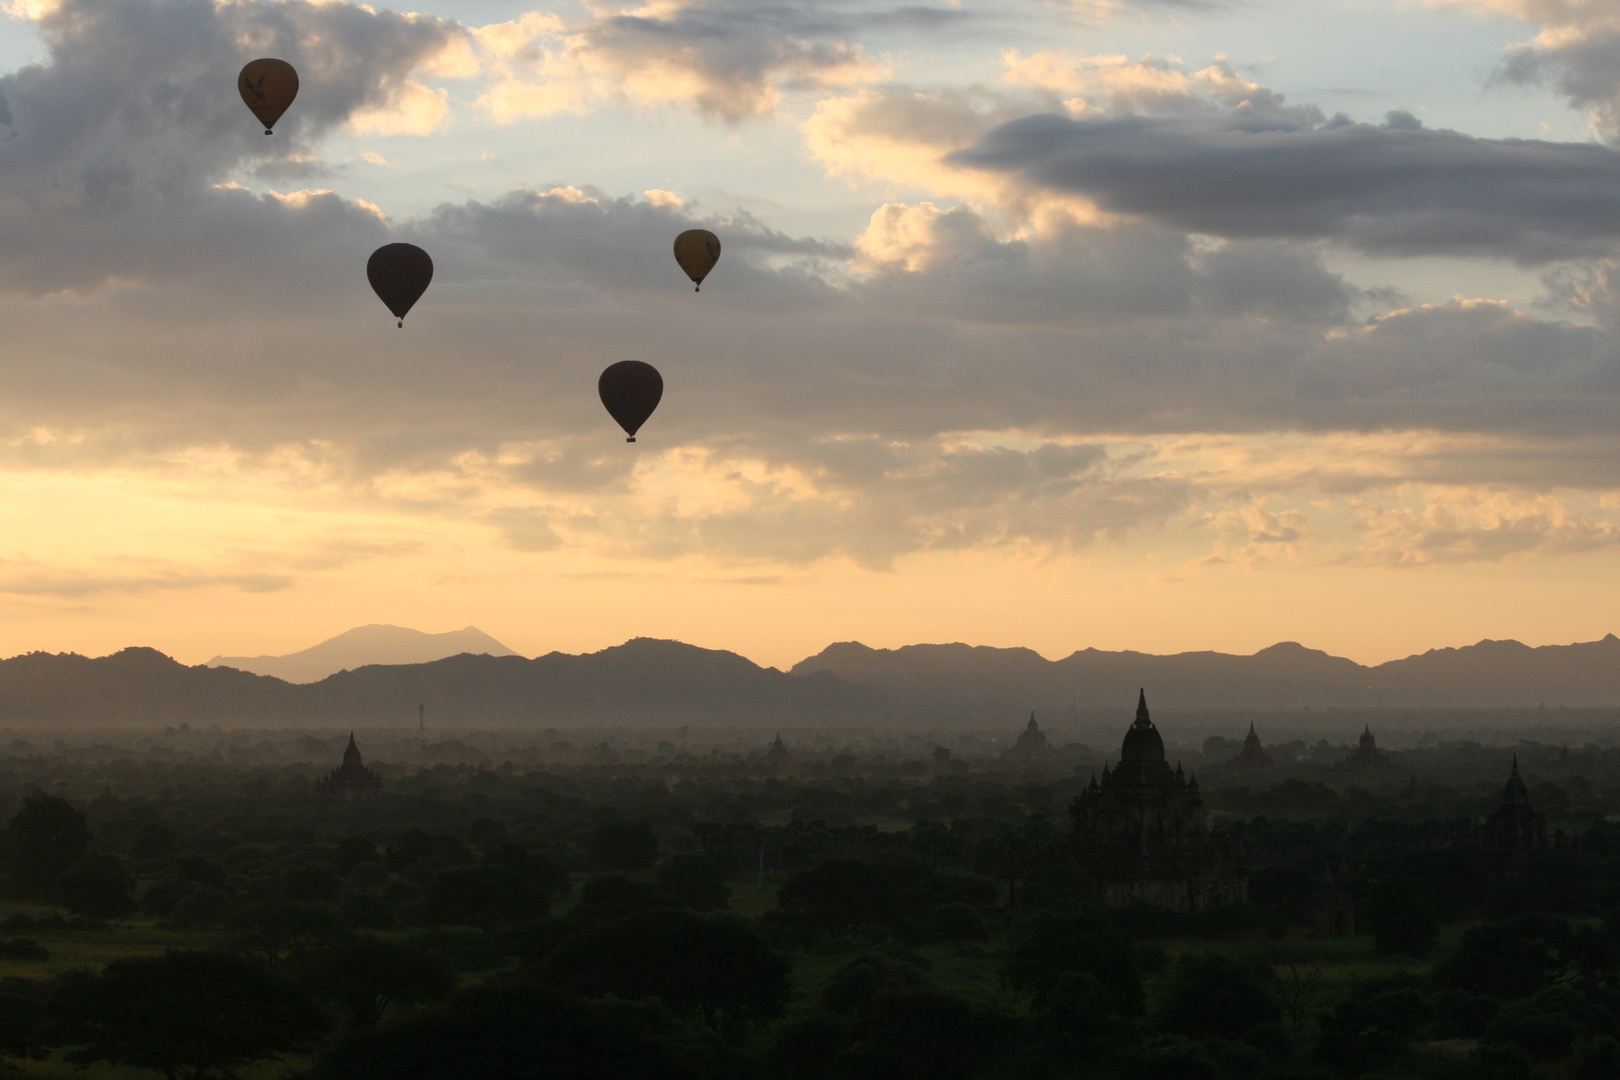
(1, 721, 1619, 1080)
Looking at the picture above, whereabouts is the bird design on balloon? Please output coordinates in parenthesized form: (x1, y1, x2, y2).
(237, 59, 298, 134)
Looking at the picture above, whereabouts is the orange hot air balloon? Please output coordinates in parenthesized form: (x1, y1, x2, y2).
(673, 229, 720, 292)
(599, 361, 663, 442)
(237, 58, 299, 134)
(366, 243, 434, 327)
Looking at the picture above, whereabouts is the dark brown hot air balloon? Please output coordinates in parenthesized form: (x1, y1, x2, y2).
(237, 58, 299, 134)
(366, 243, 434, 327)
(598, 361, 663, 442)
(672, 229, 720, 292)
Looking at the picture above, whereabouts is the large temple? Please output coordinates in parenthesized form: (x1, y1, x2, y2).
(1229, 722, 1271, 769)
(1477, 756, 1546, 872)
(317, 733, 382, 798)
(1068, 690, 1247, 912)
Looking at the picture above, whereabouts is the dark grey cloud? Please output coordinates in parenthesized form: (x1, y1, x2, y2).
(0, 0, 459, 293)
(951, 111, 1620, 264)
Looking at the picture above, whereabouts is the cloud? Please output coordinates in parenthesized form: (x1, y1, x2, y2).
(0, 2, 1617, 578)
(471, 0, 890, 123)
(0, 0, 462, 294)
(952, 109, 1620, 264)
(0, 557, 294, 597)
(1450, 0, 1620, 141)
(1337, 486, 1620, 566)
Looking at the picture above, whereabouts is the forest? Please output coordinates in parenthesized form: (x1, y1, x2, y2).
(0, 716, 1618, 1080)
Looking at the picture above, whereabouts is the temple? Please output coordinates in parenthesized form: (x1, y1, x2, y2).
(1068, 690, 1247, 912)
(1336, 725, 1391, 772)
(317, 733, 382, 798)
(1010, 713, 1049, 759)
(1477, 756, 1546, 871)
(1229, 722, 1270, 769)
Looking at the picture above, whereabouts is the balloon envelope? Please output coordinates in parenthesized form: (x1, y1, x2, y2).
(238, 58, 299, 133)
(673, 229, 721, 290)
(367, 243, 434, 325)
(599, 361, 663, 442)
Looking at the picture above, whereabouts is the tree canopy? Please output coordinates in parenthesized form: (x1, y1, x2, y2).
(51, 950, 328, 1080)
(541, 908, 791, 1033)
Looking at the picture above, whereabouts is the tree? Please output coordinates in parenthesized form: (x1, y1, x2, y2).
(308, 983, 695, 1080)
(0, 990, 45, 1067)
(299, 937, 455, 1027)
(51, 950, 328, 1080)
(1154, 953, 1280, 1041)
(333, 836, 380, 875)
(1363, 879, 1440, 957)
(282, 864, 342, 903)
(1433, 915, 1576, 999)
(830, 990, 980, 1080)
(1313, 986, 1432, 1077)
(485, 844, 570, 903)
(542, 909, 791, 1035)
(4, 792, 91, 899)
(58, 854, 136, 918)
(655, 852, 731, 912)
(467, 817, 508, 852)
(775, 859, 906, 939)
(228, 900, 343, 967)
(588, 818, 659, 873)
(425, 864, 538, 928)
(929, 902, 987, 941)
(819, 950, 931, 1016)
(1002, 901, 1143, 1015)
(129, 822, 177, 859)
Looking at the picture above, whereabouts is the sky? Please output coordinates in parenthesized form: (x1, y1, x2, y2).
(0, 0, 1619, 670)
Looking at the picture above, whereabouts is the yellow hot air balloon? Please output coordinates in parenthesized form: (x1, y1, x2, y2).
(673, 229, 721, 292)
(238, 58, 299, 135)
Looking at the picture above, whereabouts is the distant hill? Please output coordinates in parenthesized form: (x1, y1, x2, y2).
(3, 634, 1618, 728)
(789, 635, 1620, 714)
(1, 638, 880, 727)
(207, 625, 518, 683)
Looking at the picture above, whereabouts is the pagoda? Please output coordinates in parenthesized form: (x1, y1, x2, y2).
(317, 733, 383, 798)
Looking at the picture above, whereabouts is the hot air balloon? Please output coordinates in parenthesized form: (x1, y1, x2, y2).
(237, 59, 299, 134)
(599, 361, 663, 442)
(673, 229, 720, 292)
(367, 243, 434, 327)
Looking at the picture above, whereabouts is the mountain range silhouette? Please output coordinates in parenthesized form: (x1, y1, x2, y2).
(0, 633, 1617, 727)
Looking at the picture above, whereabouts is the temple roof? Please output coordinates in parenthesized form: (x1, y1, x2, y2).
(1501, 755, 1531, 806)
(1120, 688, 1165, 763)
